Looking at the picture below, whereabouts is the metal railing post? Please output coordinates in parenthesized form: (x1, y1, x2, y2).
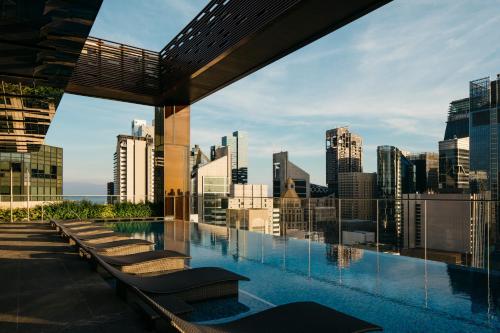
(338, 198, 342, 245)
(376, 199, 379, 251)
(10, 166, 13, 223)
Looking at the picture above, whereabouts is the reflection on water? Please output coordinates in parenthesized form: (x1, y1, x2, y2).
(114, 220, 500, 330)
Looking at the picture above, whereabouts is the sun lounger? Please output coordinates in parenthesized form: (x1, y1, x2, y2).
(77, 232, 130, 244)
(97, 250, 190, 274)
(139, 291, 383, 333)
(92, 250, 249, 303)
(84, 239, 154, 256)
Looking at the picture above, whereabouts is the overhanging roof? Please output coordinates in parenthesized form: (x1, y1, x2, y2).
(0, 0, 103, 89)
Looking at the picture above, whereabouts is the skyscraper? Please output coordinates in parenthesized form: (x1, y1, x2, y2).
(438, 138, 469, 193)
(131, 119, 154, 138)
(114, 135, 154, 203)
(377, 145, 415, 248)
(444, 98, 470, 140)
(338, 172, 376, 220)
(212, 131, 248, 184)
(468, 74, 500, 249)
(407, 152, 439, 193)
(272, 151, 310, 198)
(325, 127, 362, 195)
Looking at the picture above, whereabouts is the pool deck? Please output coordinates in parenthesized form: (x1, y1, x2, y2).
(0, 222, 149, 333)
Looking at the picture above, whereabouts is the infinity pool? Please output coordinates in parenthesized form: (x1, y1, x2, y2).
(110, 221, 500, 332)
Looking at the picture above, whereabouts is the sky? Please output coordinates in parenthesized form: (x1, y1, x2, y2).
(45, 0, 500, 194)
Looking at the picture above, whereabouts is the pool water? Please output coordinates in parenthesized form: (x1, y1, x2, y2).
(111, 221, 500, 333)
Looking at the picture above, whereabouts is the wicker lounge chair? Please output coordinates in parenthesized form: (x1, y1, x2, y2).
(138, 290, 383, 333)
(97, 250, 190, 274)
(77, 232, 130, 244)
(84, 239, 154, 256)
(92, 250, 249, 303)
(71, 227, 112, 236)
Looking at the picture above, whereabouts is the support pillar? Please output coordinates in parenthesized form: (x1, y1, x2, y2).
(156, 105, 190, 221)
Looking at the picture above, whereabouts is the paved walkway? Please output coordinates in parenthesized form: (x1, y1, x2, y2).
(0, 223, 149, 333)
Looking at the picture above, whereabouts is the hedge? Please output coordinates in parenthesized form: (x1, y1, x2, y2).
(0, 200, 162, 222)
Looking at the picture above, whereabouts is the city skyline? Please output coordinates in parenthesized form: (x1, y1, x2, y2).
(44, 0, 500, 194)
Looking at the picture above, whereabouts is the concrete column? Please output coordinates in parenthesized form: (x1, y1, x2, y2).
(157, 105, 190, 220)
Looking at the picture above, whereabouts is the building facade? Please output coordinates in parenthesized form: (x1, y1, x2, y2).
(279, 178, 304, 235)
(438, 137, 469, 193)
(190, 144, 210, 177)
(211, 131, 248, 184)
(0, 144, 63, 203)
(131, 119, 154, 138)
(377, 145, 415, 248)
(407, 152, 439, 193)
(325, 127, 362, 195)
(192, 152, 231, 225)
(468, 75, 500, 249)
(114, 135, 154, 203)
(338, 172, 376, 221)
(444, 98, 470, 140)
(272, 151, 310, 198)
(402, 193, 487, 267)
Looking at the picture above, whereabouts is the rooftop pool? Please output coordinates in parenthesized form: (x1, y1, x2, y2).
(109, 220, 500, 332)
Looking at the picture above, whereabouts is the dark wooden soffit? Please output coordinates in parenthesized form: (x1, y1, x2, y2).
(66, 0, 391, 106)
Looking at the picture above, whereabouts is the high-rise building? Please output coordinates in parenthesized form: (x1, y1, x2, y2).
(444, 98, 470, 140)
(212, 131, 248, 184)
(131, 119, 154, 138)
(468, 75, 500, 251)
(438, 138, 469, 193)
(0, 144, 62, 204)
(377, 145, 415, 248)
(272, 151, 310, 198)
(192, 150, 231, 225)
(407, 152, 439, 193)
(114, 135, 154, 203)
(190, 145, 210, 176)
(338, 172, 376, 220)
(325, 127, 362, 195)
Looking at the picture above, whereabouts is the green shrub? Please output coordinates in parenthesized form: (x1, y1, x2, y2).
(0, 200, 162, 222)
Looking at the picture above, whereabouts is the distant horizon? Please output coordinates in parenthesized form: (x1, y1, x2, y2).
(45, 0, 500, 194)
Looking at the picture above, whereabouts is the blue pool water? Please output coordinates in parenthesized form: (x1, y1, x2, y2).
(111, 221, 500, 333)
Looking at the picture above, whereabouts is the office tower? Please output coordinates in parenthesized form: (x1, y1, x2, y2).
(377, 145, 415, 248)
(272, 151, 310, 198)
(325, 127, 362, 195)
(192, 150, 231, 225)
(131, 119, 154, 138)
(0, 145, 62, 203)
(444, 98, 470, 140)
(114, 135, 154, 203)
(338, 172, 376, 220)
(213, 131, 248, 184)
(190, 145, 210, 176)
(438, 138, 469, 193)
(468, 74, 500, 249)
(407, 152, 439, 193)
